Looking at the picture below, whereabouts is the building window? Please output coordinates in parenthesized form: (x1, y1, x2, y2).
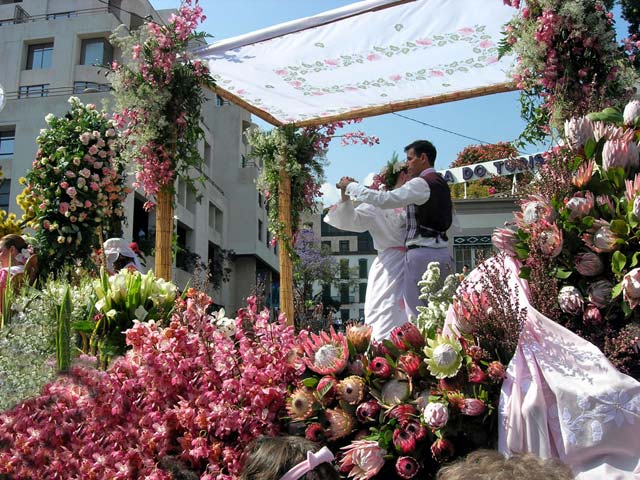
(186, 184, 197, 214)
(453, 242, 494, 273)
(0, 129, 15, 157)
(321, 240, 331, 252)
(80, 38, 113, 66)
(258, 219, 263, 241)
(209, 203, 223, 234)
(339, 240, 349, 253)
(357, 232, 375, 253)
(73, 81, 111, 94)
(359, 258, 368, 278)
(322, 284, 331, 302)
(18, 84, 49, 98)
(358, 308, 365, 321)
(26, 42, 53, 70)
(340, 309, 349, 322)
(216, 94, 226, 106)
(340, 283, 349, 304)
(340, 259, 349, 279)
(203, 140, 211, 168)
(359, 283, 367, 303)
(0, 180, 10, 211)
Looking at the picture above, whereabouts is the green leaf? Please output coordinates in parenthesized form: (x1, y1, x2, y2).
(519, 266, 531, 280)
(302, 377, 319, 388)
(584, 138, 597, 159)
(622, 301, 632, 318)
(587, 107, 623, 125)
(630, 251, 640, 268)
(553, 267, 573, 280)
(611, 251, 627, 275)
(582, 216, 595, 229)
(610, 219, 629, 236)
(611, 281, 623, 299)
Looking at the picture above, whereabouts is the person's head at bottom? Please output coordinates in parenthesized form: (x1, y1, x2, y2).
(436, 449, 573, 480)
(240, 436, 340, 480)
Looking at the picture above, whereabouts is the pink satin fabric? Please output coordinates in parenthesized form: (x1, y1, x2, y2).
(444, 256, 640, 479)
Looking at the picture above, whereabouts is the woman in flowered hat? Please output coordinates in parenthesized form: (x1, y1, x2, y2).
(325, 157, 409, 340)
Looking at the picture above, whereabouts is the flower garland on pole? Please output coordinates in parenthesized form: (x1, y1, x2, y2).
(248, 121, 378, 325)
(109, 0, 213, 280)
(19, 97, 128, 276)
(499, 0, 638, 144)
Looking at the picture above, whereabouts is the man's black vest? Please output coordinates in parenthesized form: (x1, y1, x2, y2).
(413, 170, 452, 239)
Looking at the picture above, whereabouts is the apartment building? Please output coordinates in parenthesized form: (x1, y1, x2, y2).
(0, 0, 278, 312)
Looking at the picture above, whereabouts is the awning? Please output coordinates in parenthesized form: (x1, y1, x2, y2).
(194, 0, 517, 127)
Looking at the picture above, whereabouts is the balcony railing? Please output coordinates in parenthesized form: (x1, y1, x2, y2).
(3, 84, 112, 101)
(0, 6, 113, 27)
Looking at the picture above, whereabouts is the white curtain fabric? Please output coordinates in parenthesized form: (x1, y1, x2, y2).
(195, 0, 516, 126)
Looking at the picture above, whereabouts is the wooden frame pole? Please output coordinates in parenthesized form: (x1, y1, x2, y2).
(155, 188, 174, 280)
(277, 165, 295, 326)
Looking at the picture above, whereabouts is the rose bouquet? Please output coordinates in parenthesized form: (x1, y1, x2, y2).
(22, 97, 129, 275)
(286, 266, 505, 479)
(492, 99, 640, 379)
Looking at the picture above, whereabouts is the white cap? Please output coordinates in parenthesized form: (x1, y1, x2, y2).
(103, 237, 142, 272)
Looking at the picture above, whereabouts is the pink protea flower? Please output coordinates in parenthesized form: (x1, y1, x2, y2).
(397, 352, 422, 377)
(564, 116, 594, 150)
(572, 159, 595, 188)
(390, 323, 425, 350)
(305, 422, 326, 443)
(583, 303, 603, 326)
(624, 173, 640, 203)
(348, 355, 365, 376)
(299, 327, 349, 375)
(487, 361, 506, 381)
(347, 324, 372, 353)
(431, 438, 454, 461)
(369, 357, 392, 378)
(460, 398, 486, 416)
(387, 403, 417, 424)
(423, 402, 449, 429)
(602, 139, 640, 171)
(519, 195, 553, 225)
(380, 379, 410, 406)
(623, 99, 640, 125)
(393, 428, 417, 454)
(337, 375, 366, 405)
(316, 376, 337, 405)
(467, 363, 488, 383)
(565, 191, 594, 220)
(558, 286, 584, 315)
(575, 251, 604, 276)
(622, 268, 640, 309)
(286, 388, 315, 421)
(396, 456, 420, 479)
(356, 400, 381, 423)
(325, 408, 355, 441)
(537, 222, 563, 257)
(491, 226, 517, 256)
(587, 280, 613, 308)
(339, 440, 386, 480)
(596, 194, 615, 213)
(583, 222, 618, 253)
(403, 420, 428, 442)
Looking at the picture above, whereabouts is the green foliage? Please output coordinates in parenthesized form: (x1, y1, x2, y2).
(90, 268, 177, 367)
(56, 286, 72, 372)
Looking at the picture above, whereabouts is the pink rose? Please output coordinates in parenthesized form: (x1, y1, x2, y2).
(88, 145, 99, 155)
(59, 202, 70, 214)
(66, 187, 77, 197)
(60, 181, 69, 189)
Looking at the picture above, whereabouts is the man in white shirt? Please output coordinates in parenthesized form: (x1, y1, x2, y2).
(337, 140, 454, 320)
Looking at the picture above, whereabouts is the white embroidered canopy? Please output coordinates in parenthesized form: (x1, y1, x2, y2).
(193, 0, 517, 127)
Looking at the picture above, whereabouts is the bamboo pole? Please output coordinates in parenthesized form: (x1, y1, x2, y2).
(277, 166, 295, 326)
(155, 188, 174, 280)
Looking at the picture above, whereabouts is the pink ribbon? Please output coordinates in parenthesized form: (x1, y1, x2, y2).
(280, 446, 334, 480)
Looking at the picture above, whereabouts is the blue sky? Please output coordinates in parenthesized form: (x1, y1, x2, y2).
(150, 0, 630, 205)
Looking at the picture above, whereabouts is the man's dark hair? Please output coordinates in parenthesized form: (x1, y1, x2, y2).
(404, 140, 437, 166)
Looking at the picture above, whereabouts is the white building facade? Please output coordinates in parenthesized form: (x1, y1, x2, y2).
(0, 0, 278, 313)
